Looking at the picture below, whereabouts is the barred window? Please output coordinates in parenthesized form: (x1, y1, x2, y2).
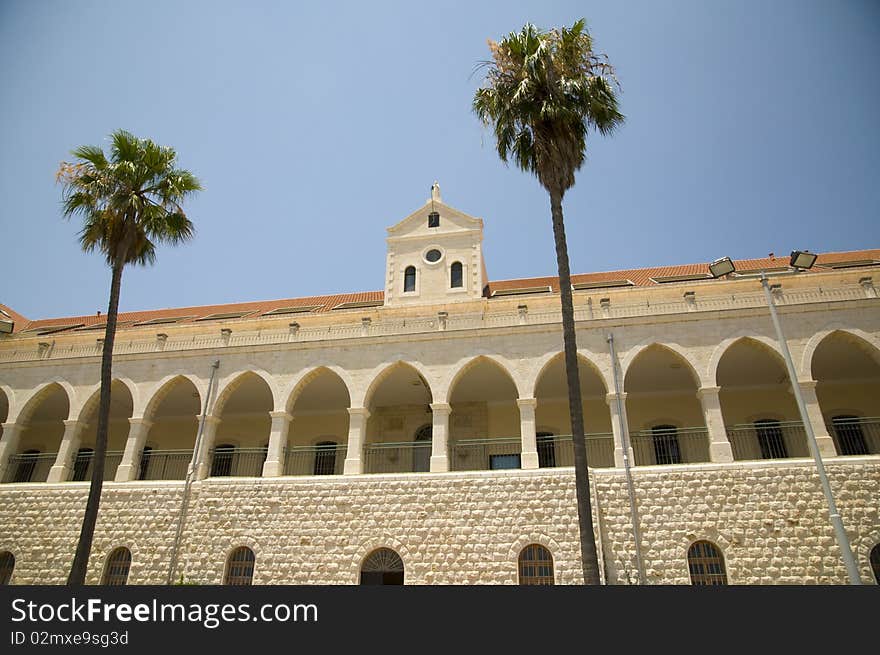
(13, 449, 40, 483)
(211, 444, 235, 477)
(518, 544, 554, 585)
(137, 446, 153, 481)
(871, 543, 880, 585)
(360, 548, 404, 585)
(225, 547, 255, 585)
(0, 551, 14, 585)
(755, 419, 787, 459)
(652, 424, 681, 465)
(313, 441, 338, 476)
(102, 547, 131, 585)
(537, 432, 556, 468)
(687, 540, 728, 585)
(72, 447, 94, 482)
(832, 416, 869, 456)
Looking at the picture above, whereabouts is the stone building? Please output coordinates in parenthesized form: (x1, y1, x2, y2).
(0, 185, 878, 585)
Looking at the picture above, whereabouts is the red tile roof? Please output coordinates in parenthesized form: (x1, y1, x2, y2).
(7, 249, 878, 334)
(486, 249, 880, 294)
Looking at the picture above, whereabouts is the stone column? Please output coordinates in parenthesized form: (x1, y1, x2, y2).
(115, 418, 153, 481)
(194, 416, 221, 480)
(798, 380, 837, 458)
(429, 402, 451, 472)
(262, 411, 291, 477)
(47, 419, 83, 482)
(696, 386, 734, 463)
(0, 422, 24, 482)
(517, 398, 539, 470)
(606, 393, 631, 468)
(343, 408, 369, 475)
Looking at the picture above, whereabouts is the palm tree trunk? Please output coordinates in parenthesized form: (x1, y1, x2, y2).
(67, 261, 124, 585)
(548, 190, 601, 584)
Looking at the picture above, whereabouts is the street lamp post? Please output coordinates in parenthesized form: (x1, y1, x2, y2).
(710, 252, 862, 585)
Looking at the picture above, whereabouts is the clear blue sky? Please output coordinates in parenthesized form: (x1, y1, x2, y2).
(2, 0, 878, 320)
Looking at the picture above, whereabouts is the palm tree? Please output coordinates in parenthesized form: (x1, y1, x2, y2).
(474, 20, 623, 584)
(57, 130, 202, 584)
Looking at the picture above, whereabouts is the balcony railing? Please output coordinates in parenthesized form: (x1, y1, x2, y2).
(829, 416, 880, 456)
(536, 434, 616, 469)
(726, 421, 809, 461)
(451, 437, 522, 472)
(208, 447, 268, 478)
(364, 441, 432, 474)
(0, 283, 870, 364)
(284, 444, 347, 476)
(136, 449, 192, 480)
(2, 452, 57, 483)
(67, 451, 123, 482)
(628, 427, 711, 466)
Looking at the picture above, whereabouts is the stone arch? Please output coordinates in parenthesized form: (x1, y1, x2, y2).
(708, 332, 785, 387)
(140, 374, 204, 421)
(527, 351, 610, 399)
(621, 342, 703, 390)
(0, 384, 14, 423)
(507, 533, 563, 585)
(213, 369, 277, 417)
(12, 379, 75, 425)
(444, 354, 524, 402)
(283, 366, 355, 414)
(859, 532, 880, 584)
(74, 379, 137, 426)
(352, 535, 411, 584)
(362, 360, 435, 409)
(806, 328, 880, 379)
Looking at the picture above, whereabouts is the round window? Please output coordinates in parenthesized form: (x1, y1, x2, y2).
(425, 249, 442, 263)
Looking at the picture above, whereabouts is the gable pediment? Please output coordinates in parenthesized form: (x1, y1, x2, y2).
(386, 199, 483, 242)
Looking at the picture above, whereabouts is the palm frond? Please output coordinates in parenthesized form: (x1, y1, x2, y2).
(472, 18, 624, 195)
(58, 130, 200, 268)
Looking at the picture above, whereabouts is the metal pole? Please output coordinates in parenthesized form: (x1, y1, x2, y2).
(759, 274, 862, 584)
(166, 359, 220, 584)
(607, 333, 645, 584)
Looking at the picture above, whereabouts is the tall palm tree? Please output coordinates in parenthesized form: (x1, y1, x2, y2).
(57, 130, 202, 584)
(474, 20, 623, 584)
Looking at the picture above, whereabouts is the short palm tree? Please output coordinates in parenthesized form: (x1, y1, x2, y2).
(58, 130, 202, 584)
(474, 20, 623, 584)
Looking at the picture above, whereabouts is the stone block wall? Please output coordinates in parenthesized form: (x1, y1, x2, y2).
(1, 458, 878, 585)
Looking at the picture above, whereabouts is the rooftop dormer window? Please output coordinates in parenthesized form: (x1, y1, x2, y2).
(428, 212, 440, 228)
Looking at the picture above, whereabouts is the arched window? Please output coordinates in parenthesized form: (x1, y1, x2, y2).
(72, 447, 94, 482)
(450, 261, 463, 288)
(652, 425, 681, 465)
(871, 543, 880, 585)
(138, 446, 153, 481)
(832, 416, 869, 456)
(313, 441, 338, 476)
(211, 444, 235, 477)
(687, 540, 728, 585)
(404, 266, 416, 293)
(225, 547, 255, 585)
(102, 547, 132, 585)
(754, 419, 787, 459)
(537, 431, 556, 468)
(13, 449, 40, 483)
(360, 548, 404, 585)
(0, 551, 14, 585)
(518, 544, 554, 585)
